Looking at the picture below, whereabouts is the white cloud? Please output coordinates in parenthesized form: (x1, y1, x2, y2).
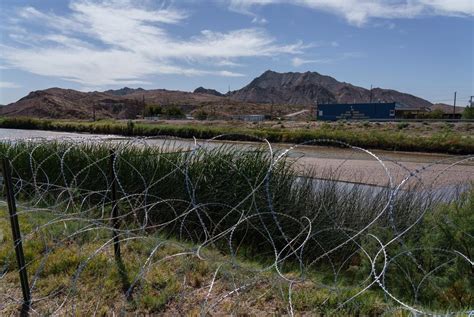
(252, 16, 268, 24)
(418, 0, 474, 16)
(1, 0, 302, 87)
(291, 52, 364, 66)
(229, 0, 474, 26)
(0, 81, 21, 89)
(291, 57, 328, 67)
(215, 60, 244, 67)
(217, 70, 245, 77)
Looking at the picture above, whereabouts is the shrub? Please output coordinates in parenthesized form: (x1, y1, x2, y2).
(425, 109, 444, 119)
(397, 122, 409, 130)
(194, 110, 208, 120)
(164, 106, 185, 118)
(126, 120, 135, 135)
(144, 105, 163, 117)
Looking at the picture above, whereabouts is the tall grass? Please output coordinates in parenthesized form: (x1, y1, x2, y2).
(0, 141, 426, 261)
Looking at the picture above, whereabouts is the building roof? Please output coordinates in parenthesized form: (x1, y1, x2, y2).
(394, 102, 428, 111)
(318, 102, 427, 111)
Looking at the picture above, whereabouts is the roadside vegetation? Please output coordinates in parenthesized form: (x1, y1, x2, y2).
(0, 141, 472, 314)
(0, 117, 473, 154)
(463, 105, 474, 119)
(144, 105, 186, 119)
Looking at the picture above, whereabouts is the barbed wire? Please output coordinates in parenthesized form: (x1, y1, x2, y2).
(0, 135, 472, 316)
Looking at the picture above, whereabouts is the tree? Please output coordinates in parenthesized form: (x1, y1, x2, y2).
(144, 105, 162, 117)
(462, 106, 474, 119)
(428, 109, 445, 119)
(164, 106, 185, 118)
(194, 110, 208, 120)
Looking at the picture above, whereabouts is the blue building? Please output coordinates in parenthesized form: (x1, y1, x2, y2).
(316, 102, 416, 121)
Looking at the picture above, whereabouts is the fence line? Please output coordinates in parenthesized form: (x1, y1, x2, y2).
(0, 137, 472, 315)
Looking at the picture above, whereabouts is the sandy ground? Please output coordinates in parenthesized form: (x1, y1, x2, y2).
(294, 156, 474, 188)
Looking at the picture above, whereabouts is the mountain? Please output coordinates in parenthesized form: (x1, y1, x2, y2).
(193, 87, 224, 97)
(230, 70, 432, 108)
(1, 70, 435, 119)
(104, 87, 145, 96)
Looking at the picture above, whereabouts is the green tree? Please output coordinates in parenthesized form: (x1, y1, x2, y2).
(144, 105, 162, 117)
(164, 106, 185, 118)
(428, 109, 444, 119)
(462, 106, 474, 119)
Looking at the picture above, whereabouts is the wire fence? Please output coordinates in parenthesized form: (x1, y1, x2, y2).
(0, 136, 472, 315)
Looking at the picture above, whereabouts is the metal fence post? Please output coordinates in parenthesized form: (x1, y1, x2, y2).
(2, 157, 31, 316)
(108, 151, 131, 297)
(109, 150, 122, 260)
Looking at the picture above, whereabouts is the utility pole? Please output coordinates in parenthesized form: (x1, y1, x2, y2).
(470, 95, 473, 107)
(453, 91, 457, 117)
(369, 85, 373, 103)
(314, 98, 318, 120)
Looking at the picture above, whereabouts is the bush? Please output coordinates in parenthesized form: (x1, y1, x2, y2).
(126, 120, 135, 135)
(424, 109, 444, 119)
(144, 105, 162, 117)
(164, 106, 185, 118)
(194, 110, 208, 120)
(397, 122, 409, 130)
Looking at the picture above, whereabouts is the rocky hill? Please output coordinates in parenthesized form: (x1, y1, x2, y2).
(230, 70, 432, 108)
(104, 87, 145, 96)
(0, 88, 145, 119)
(0, 87, 227, 119)
(193, 87, 224, 97)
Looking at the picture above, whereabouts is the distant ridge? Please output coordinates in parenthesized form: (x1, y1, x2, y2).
(1, 70, 434, 119)
(104, 87, 145, 96)
(193, 86, 224, 97)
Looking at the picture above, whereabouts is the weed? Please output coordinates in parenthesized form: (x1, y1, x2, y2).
(397, 122, 409, 130)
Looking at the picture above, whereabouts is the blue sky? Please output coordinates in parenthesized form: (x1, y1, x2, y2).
(0, 0, 472, 105)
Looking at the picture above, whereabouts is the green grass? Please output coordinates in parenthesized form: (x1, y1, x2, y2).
(0, 208, 398, 315)
(1, 116, 473, 154)
(0, 207, 422, 316)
